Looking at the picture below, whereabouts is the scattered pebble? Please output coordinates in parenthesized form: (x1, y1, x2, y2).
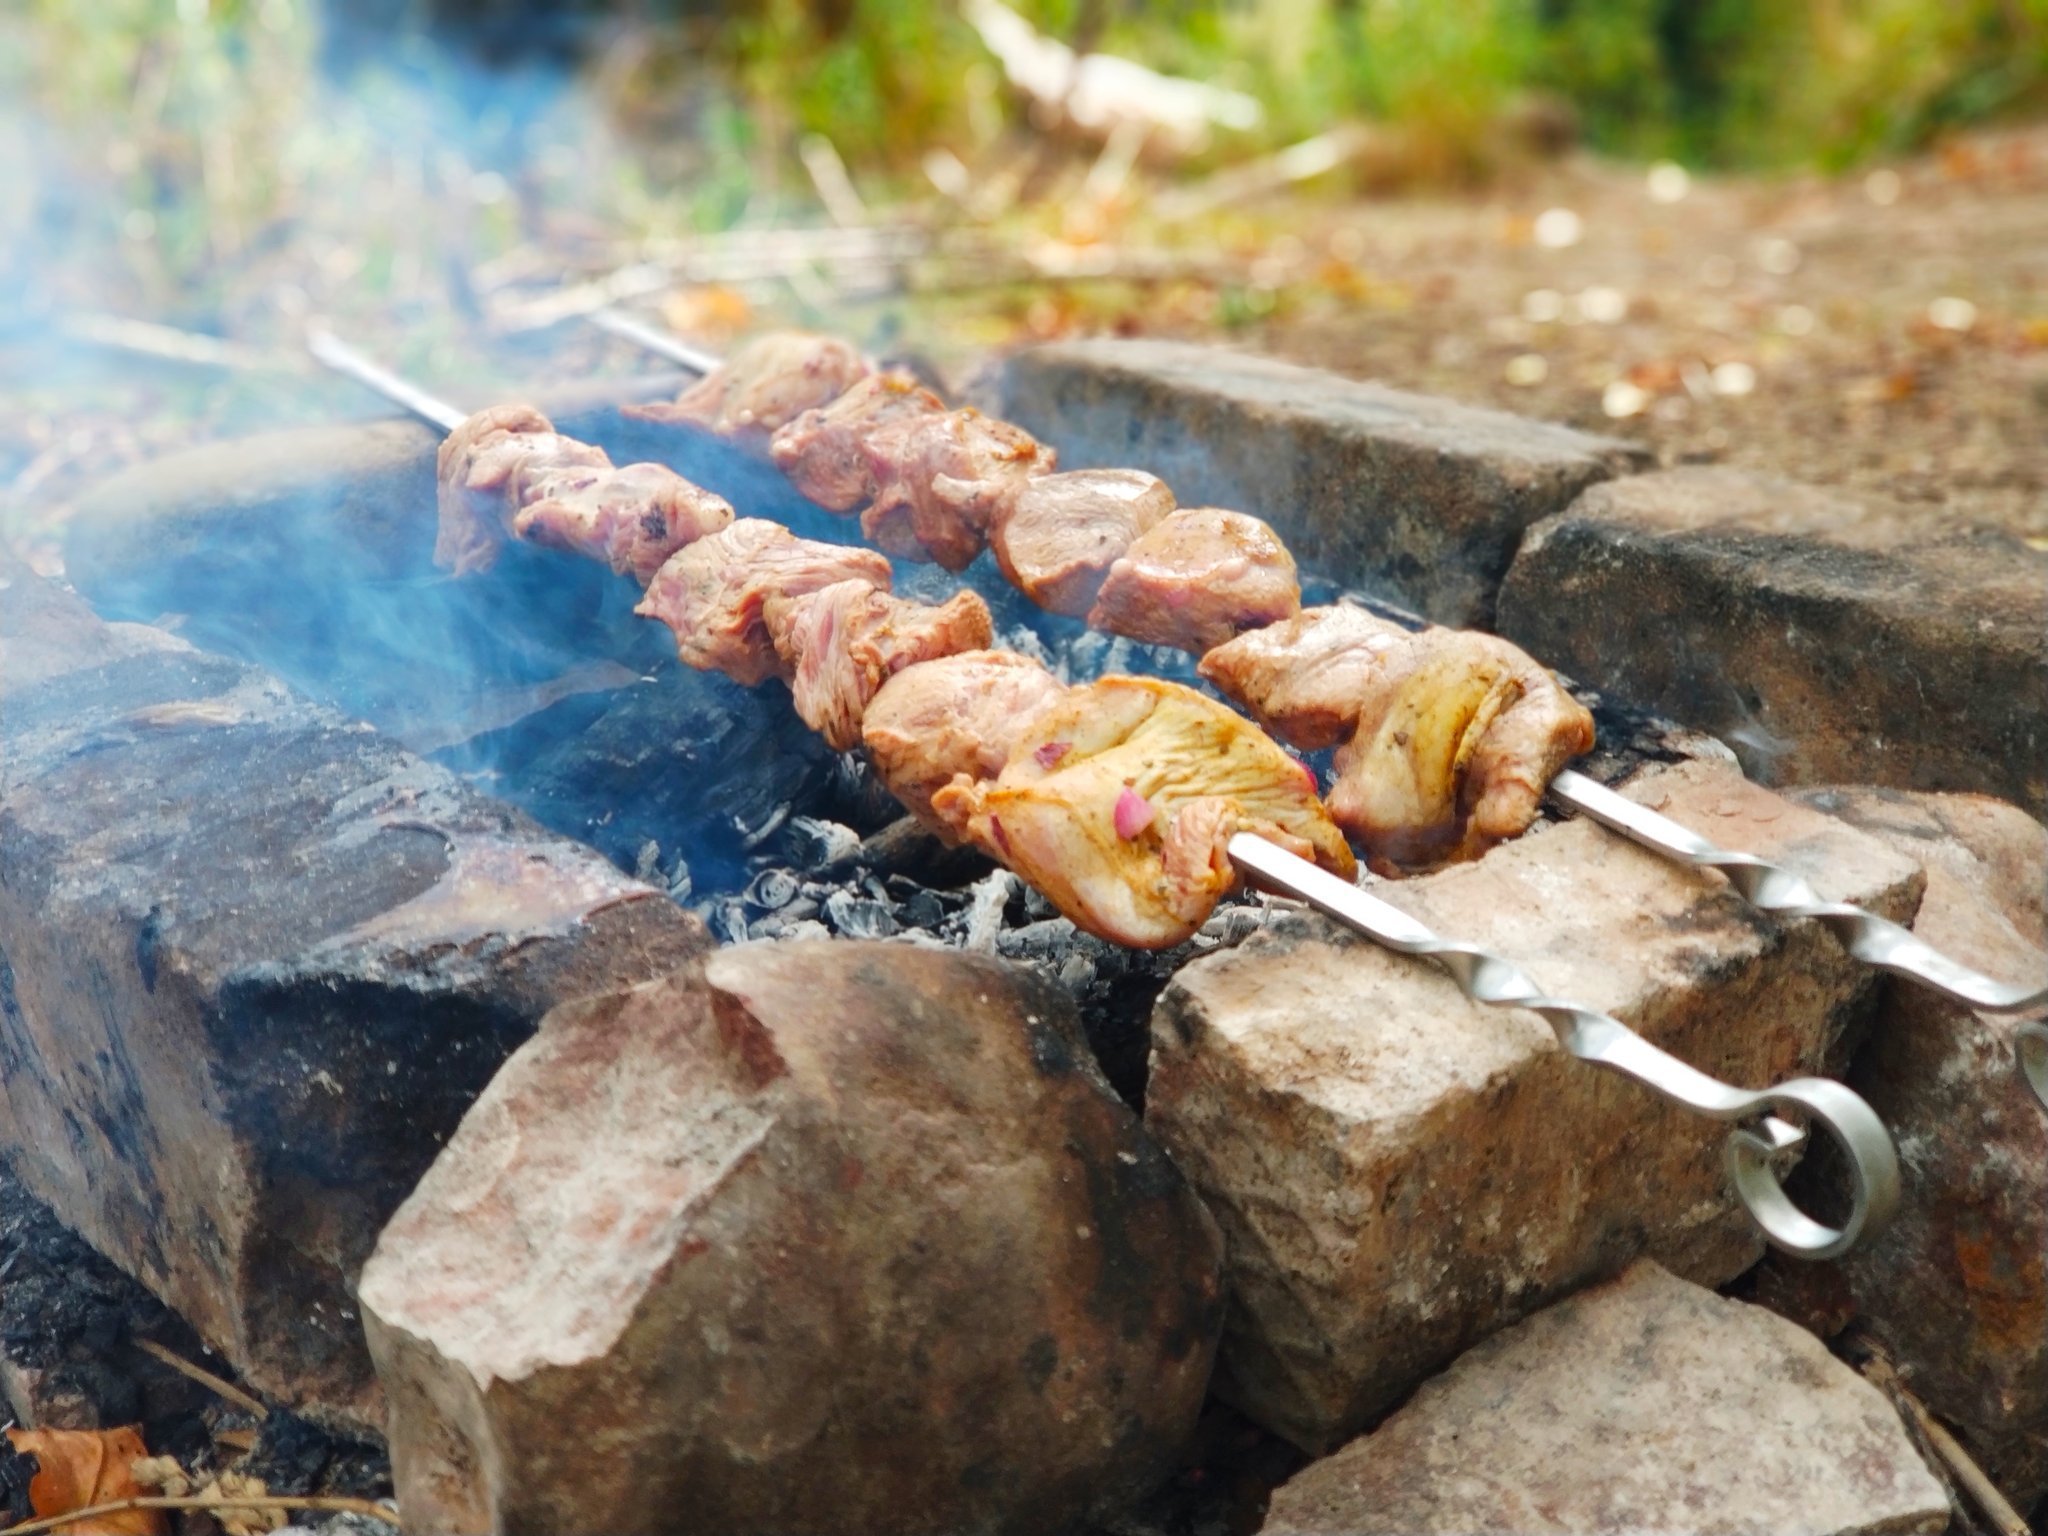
(1928, 295, 1978, 333)
(1865, 167, 1903, 206)
(1533, 208, 1583, 250)
(1711, 361, 1758, 397)
(1646, 161, 1690, 204)
(1577, 285, 1628, 324)
(1504, 353, 1549, 387)
(1521, 288, 1564, 323)
(1602, 379, 1651, 419)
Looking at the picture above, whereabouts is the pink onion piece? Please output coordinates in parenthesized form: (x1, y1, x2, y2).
(1114, 787, 1156, 840)
(1033, 740, 1072, 769)
(989, 815, 1012, 856)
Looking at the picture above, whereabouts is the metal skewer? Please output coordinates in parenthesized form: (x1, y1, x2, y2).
(308, 326, 1904, 1259)
(581, 310, 2048, 1101)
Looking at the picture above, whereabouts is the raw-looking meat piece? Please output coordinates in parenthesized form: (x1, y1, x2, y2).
(764, 580, 995, 751)
(1088, 507, 1300, 652)
(435, 404, 607, 576)
(861, 651, 1068, 833)
(990, 469, 1177, 617)
(635, 519, 893, 687)
(1199, 604, 1411, 751)
(513, 461, 735, 584)
(1328, 628, 1594, 873)
(622, 332, 870, 452)
(769, 372, 947, 512)
(933, 677, 1354, 948)
(859, 408, 1057, 570)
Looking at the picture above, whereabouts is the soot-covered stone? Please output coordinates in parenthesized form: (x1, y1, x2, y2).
(0, 552, 707, 1429)
(361, 942, 1225, 1536)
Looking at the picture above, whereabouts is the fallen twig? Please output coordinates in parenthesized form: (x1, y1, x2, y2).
(132, 1337, 268, 1421)
(0, 1494, 398, 1534)
(1859, 1349, 2029, 1536)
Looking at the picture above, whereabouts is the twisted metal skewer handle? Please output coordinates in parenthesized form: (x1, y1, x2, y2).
(1229, 833, 1901, 1260)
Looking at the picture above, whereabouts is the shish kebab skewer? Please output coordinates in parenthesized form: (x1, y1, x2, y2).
(601, 317, 2048, 1033)
(308, 329, 1901, 1260)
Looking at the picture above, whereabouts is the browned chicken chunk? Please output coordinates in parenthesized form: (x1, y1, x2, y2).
(1088, 507, 1300, 652)
(1199, 604, 1410, 751)
(1327, 628, 1594, 873)
(858, 407, 1057, 570)
(861, 651, 1068, 832)
(512, 462, 735, 585)
(763, 580, 995, 751)
(622, 332, 869, 453)
(990, 469, 1177, 617)
(634, 518, 893, 686)
(932, 677, 1354, 948)
(435, 404, 609, 576)
(769, 372, 947, 512)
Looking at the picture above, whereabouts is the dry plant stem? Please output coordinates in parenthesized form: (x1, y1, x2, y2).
(131, 1337, 268, 1421)
(1859, 1351, 2029, 1536)
(0, 1495, 398, 1534)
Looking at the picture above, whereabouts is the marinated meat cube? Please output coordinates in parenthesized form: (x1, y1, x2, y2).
(435, 404, 607, 576)
(991, 469, 1177, 617)
(634, 518, 893, 687)
(622, 332, 869, 453)
(1328, 628, 1594, 873)
(764, 580, 995, 751)
(513, 462, 735, 585)
(1199, 604, 1410, 751)
(858, 408, 1057, 570)
(861, 651, 1068, 833)
(1088, 507, 1300, 653)
(932, 677, 1354, 948)
(769, 372, 946, 512)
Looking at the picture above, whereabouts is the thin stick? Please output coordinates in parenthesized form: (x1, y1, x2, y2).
(131, 1337, 268, 1421)
(0, 1494, 398, 1534)
(1860, 1350, 2029, 1536)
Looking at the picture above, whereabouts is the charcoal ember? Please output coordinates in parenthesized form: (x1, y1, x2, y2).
(746, 868, 803, 912)
(0, 552, 708, 1428)
(897, 889, 948, 931)
(848, 817, 996, 888)
(360, 944, 1224, 1536)
(237, 1408, 391, 1506)
(995, 918, 1078, 961)
(1146, 757, 1925, 1453)
(783, 816, 863, 872)
(823, 891, 901, 940)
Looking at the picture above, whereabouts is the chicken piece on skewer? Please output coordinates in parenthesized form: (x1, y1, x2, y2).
(1088, 507, 1300, 653)
(769, 372, 948, 512)
(1328, 628, 1595, 873)
(622, 332, 870, 453)
(636, 518, 893, 686)
(1199, 604, 1411, 751)
(933, 677, 1355, 948)
(763, 580, 996, 751)
(862, 651, 1070, 832)
(512, 462, 736, 585)
(859, 407, 1058, 570)
(435, 404, 610, 576)
(990, 469, 1178, 617)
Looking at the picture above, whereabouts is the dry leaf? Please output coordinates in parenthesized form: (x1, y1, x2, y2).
(3, 1426, 169, 1535)
(193, 1472, 287, 1536)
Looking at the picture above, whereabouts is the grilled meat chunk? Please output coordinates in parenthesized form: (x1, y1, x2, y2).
(932, 677, 1354, 948)
(435, 404, 609, 576)
(1199, 604, 1410, 751)
(859, 408, 1058, 570)
(990, 469, 1178, 617)
(769, 372, 947, 512)
(861, 651, 1068, 833)
(512, 462, 735, 585)
(764, 580, 995, 751)
(1088, 507, 1300, 652)
(1327, 628, 1594, 872)
(623, 332, 870, 453)
(635, 518, 893, 686)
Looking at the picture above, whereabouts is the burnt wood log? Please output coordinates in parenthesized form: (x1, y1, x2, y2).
(0, 550, 707, 1429)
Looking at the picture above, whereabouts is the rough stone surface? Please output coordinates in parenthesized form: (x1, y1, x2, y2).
(1261, 1261, 1950, 1536)
(1768, 786, 2048, 1507)
(996, 339, 1648, 627)
(1144, 755, 1923, 1453)
(1497, 466, 2048, 816)
(361, 942, 1226, 1536)
(0, 552, 708, 1428)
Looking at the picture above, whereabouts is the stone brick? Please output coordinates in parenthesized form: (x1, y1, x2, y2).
(996, 339, 1648, 627)
(1261, 1261, 1949, 1536)
(1768, 786, 2048, 1507)
(361, 943, 1224, 1536)
(1496, 466, 2048, 816)
(1143, 756, 1921, 1453)
(0, 552, 707, 1428)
